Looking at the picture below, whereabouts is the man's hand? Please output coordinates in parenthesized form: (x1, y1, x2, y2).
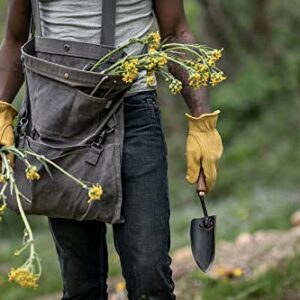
(185, 110, 223, 193)
(0, 101, 18, 166)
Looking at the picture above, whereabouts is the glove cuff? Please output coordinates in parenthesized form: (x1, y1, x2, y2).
(185, 110, 220, 132)
(0, 100, 18, 120)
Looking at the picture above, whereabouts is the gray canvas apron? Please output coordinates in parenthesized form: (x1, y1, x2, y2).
(6, 0, 131, 224)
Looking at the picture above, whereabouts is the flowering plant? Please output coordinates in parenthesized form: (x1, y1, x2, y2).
(0, 148, 103, 288)
(91, 32, 226, 94)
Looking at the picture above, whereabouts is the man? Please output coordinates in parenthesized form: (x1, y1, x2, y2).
(0, 0, 223, 299)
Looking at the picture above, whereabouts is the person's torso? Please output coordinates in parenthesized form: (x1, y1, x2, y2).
(39, 0, 156, 95)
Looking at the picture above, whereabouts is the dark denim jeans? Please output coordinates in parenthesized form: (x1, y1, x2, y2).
(48, 91, 176, 300)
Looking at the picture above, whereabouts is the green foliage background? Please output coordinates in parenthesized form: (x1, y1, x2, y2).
(0, 0, 299, 299)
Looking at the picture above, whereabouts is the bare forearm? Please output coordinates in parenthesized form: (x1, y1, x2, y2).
(166, 29, 210, 117)
(0, 0, 31, 103)
(0, 40, 25, 102)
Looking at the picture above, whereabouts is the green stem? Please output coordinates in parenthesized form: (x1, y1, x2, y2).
(162, 43, 212, 51)
(101, 52, 151, 75)
(166, 46, 204, 59)
(14, 242, 32, 256)
(166, 56, 195, 73)
(0, 182, 8, 204)
(1, 154, 14, 189)
(90, 39, 142, 72)
(12, 184, 33, 246)
(24, 150, 88, 189)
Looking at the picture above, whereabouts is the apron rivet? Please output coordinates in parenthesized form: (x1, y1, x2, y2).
(64, 72, 70, 80)
(64, 44, 70, 51)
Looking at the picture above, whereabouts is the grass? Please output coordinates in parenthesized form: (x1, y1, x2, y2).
(197, 254, 300, 300)
(175, 255, 300, 300)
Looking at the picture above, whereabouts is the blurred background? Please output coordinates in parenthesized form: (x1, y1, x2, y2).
(0, 0, 299, 299)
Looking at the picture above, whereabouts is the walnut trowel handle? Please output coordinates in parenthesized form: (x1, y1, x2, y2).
(197, 169, 209, 218)
(197, 169, 206, 196)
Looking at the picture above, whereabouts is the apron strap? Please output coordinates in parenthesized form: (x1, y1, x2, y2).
(30, 0, 42, 37)
(101, 0, 117, 47)
(29, 0, 117, 47)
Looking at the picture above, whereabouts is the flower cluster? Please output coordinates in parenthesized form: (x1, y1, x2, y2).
(165, 77, 183, 95)
(25, 166, 40, 181)
(207, 49, 223, 66)
(0, 203, 7, 221)
(146, 71, 156, 87)
(0, 174, 8, 183)
(215, 266, 243, 279)
(121, 59, 139, 84)
(8, 267, 39, 289)
(143, 50, 168, 71)
(144, 31, 161, 50)
(210, 71, 227, 86)
(95, 31, 226, 95)
(88, 184, 103, 203)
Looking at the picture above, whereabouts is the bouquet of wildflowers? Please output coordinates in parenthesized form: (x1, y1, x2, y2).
(91, 32, 226, 94)
(0, 31, 226, 289)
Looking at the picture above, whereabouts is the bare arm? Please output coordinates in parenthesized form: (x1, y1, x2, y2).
(154, 0, 210, 117)
(0, 0, 31, 103)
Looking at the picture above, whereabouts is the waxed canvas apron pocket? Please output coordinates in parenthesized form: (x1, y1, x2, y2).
(8, 37, 128, 224)
(26, 69, 109, 141)
(10, 135, 123, 223)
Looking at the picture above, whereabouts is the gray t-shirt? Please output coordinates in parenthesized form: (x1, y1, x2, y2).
(39, 0, 156, 95)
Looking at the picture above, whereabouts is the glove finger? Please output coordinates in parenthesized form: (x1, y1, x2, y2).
(202, 158, 217, 193)
(0, 124, 14, 146)
(185, 136, 201, 184)
(215, 130, 224, 159)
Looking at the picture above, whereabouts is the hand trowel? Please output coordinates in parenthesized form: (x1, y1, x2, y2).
(190, 171, 216, 272)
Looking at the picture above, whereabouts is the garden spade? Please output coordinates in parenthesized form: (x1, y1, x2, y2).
(190, 172, 216, 272)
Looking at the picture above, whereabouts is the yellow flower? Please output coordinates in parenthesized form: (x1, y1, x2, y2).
(148, 48, 157, 55)
(210, 71, 227, 86)
(88, 184, 103, 203)
(158, 52, 168, 67)
(215, 267, 226, 277)
(8, 267, 39, 289)
(188, 72, 205, 89)
(143, 51, 167, 71)
(197, 63, 209, 73)
(207, 48, 223, 66)
(25, 166, 40, 181)
(121, 59, 139, 84)
(167, 78, 183, 95)
(146, 71, 156, 87)
(232, 268, 243, 278)
(122, 73, 137, 83)
(0, 174, 8, 183)
(0, 203, 7, 215)
(0, 203, 6, 213)
(146, 31, 161, 50)
(115, 281, 126, 293)
(0, 203, 7, 222)
(215, 266, 243, 279)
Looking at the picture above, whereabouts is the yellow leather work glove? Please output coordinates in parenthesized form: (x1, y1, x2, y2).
(0, 101, 18, 166)
(185, 110, 223, 193)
